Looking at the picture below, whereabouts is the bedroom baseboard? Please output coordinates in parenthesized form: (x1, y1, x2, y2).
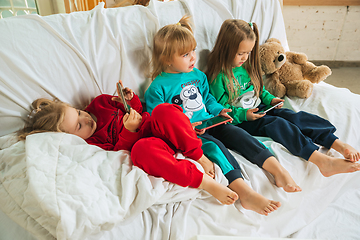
(311, 61, 360, 68)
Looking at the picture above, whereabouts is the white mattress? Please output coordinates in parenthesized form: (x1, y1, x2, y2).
(1, 0, 360, 239)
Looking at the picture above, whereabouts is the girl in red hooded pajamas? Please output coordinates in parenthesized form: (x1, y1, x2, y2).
(19, 81, 238, 205)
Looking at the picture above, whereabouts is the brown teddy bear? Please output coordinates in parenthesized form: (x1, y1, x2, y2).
(259, 38, 332, 98)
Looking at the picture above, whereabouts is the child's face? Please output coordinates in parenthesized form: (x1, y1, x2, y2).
(166, 49, 196, 73)
(60, 106, 97, 140)
(232, 39, 255, 68)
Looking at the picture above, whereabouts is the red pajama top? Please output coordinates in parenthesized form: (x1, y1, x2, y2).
(85, 94, 151, 151)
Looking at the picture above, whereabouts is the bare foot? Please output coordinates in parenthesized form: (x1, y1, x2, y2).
(273, 169, 302, 192)
(343, 147, 360, 162)
(199, 174, 238, 205)
(317, 157, 360, 177)
(239, 191, 281, 216)
(229, 178, 281, 216)
(309, 150, 360, 177)
(262, 157, 301, 192)
(197, 154, 215, 178)
(331, 139, 360, 162)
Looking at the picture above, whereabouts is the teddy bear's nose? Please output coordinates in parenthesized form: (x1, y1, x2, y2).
(278, 55, 284, 62)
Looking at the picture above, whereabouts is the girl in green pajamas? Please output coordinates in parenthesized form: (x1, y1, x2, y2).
(206, 19, 360, 180)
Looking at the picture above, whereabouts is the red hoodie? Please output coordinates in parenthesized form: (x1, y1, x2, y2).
(85, 94, 151, 151)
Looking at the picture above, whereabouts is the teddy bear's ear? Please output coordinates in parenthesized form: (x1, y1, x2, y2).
(266, 38, 282, 45)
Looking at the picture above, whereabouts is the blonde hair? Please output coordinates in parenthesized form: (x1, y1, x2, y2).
(111, 0, 150, 7)
(17, 98, 69, 140)
(206, 19, 263, 102)
(150, 15, 197, 80)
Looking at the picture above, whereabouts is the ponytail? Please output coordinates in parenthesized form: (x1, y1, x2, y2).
(17, 98, 69, 140)
(150, 15, 197, 80)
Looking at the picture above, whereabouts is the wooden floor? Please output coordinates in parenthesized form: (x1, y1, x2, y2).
(324, 67, 360, 95)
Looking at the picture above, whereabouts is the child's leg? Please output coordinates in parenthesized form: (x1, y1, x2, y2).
(330, 139, 360, 162)
(199, 130, 282, 215)
(132, 137, 202, 187)
(228, 178, 281, 216)
(307, 150, 360, 177)
(239, 109, 360, 176)
(239, 113, 319, 161)
(209, 123, 300, 192)
(200, 137, 237, 176)
(200, 132, 243, 183)
(208, 123, 273, 168)
(150, 103, 203, 161)
(262, 157, 302, 192)
(268, 108, 360, 161)
(199, 173, 239, 205)
(131, 137, 238, 205)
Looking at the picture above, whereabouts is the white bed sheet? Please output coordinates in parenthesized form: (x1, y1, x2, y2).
(0, 0, 287, 137)
(1, 0, 360, 240)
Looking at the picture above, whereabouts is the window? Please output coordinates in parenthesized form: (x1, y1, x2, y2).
(284, 0, 360, 5)
(0, 0, 38, 19)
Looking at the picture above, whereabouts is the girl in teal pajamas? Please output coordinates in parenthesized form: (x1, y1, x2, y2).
(144, 16, 308, 216)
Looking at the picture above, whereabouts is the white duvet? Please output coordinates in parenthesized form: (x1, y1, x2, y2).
(1, 87, 360, 240)
(1, 0, 360, 239)
(0, 132, 227, 239)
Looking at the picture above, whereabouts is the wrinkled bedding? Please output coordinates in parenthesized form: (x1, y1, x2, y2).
(0, 132, 222, 239)
(1, 0, 360, 239)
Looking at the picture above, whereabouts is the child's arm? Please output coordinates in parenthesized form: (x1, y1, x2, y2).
(128, 94, 143, 113)
(113, 109, 144, 151)
(199, 72, 224, 116)
(260, 86, 277, 106)
(87, 127, 142, 151)
(209, 76, 248, 125)
(259, 86, 284, 109)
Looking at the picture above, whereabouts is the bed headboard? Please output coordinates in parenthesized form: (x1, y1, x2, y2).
(0, 0, 287, 137)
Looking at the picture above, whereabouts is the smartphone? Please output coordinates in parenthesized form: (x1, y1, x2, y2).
(195, 115, 232, 131)
(117, 82, 131, 113)
(255, 102, 282, 114)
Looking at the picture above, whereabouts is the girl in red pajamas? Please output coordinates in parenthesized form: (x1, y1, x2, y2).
(18, 81, 238, 205)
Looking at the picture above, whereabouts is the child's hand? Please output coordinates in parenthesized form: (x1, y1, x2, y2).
(270, 98, 284, 109)
(246, 108, 266, 121)
(219, 108, 233, 123)
(192, 121, 205, 135)
(123, 108, 142, 132)
(123, 87, 134, 100)
(112, 80, 134, 103)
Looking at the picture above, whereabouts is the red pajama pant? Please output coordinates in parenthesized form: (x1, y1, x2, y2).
(131, 103, 204, 188)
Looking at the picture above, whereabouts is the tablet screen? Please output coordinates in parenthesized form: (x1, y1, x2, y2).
(195, 115, 231, 130)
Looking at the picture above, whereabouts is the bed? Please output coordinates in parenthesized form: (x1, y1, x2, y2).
(1, 0, 360, 239)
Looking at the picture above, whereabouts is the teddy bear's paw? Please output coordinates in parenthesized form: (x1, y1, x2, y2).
(307, 65, 332, 83)
(286, 80, 313, 98)
(297, 82, 313, 98)
(265, 82, 286, 98)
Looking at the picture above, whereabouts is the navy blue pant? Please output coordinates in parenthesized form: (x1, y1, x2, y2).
(200, 131, 243, 184)
(201, 123, 274, 184)
(239, 107, 338, 160)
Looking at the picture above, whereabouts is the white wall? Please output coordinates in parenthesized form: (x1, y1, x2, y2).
(283, 5, 360, 61)
(36, 0, 65, 16)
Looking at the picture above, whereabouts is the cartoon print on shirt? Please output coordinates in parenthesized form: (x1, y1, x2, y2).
(229, 75, 261, 109)
(231, 90, 261, 109)
(171, 85, 204, 119)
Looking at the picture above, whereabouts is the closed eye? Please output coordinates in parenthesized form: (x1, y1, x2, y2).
(78, 110, 82, 130)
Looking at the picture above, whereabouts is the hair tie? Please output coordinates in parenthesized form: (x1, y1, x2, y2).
(176, 22, 181, 26)
(249, 22, 253, 29)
